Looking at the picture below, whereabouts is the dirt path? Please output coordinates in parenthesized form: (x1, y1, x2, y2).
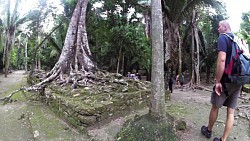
(0, 71, 89, 141)
(169, 88, 250, 141)
(0, 70, 26, 94)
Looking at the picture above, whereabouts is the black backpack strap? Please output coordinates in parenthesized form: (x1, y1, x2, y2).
(220, 34, 233, 83)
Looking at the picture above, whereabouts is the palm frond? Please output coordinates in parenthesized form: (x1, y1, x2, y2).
(163, 0, 226, 24)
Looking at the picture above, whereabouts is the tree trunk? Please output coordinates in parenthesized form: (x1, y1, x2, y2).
(121, 54, 125, 75)
(149, 0, 165, 119)
(116, 46, 122, 73)
(25, 34, 29, 72)
(177, 31, 182, 76)
(143, 11, 151, 38)
(194, 25, 200, 85)
(4, 26, 15, 77)
(31, 0, 94, 89)
(30, 21, 40, 76)
(17, 37, 21, 69)
(190, 11, 196, 87)
(190, 10, 196, 85)
(163, 19, 179, 73)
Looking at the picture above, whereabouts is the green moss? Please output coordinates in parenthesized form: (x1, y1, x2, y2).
(67, 116, 80, 128)
(116, 114, 178, 141)
(176, 119, 187, 130)
(27, 103, 88, 140)
(1, 77, 28, 102)
(165, 104, 188, 117)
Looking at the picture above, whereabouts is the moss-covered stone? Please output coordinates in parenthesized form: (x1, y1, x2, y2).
(29, 70, 171, 131)
(43, 85, 153, 130)
(175, 119, 187, 131)
(116, 114, 178, 141)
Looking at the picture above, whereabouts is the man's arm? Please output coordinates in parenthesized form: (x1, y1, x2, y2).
(215, 51, 226, 95)
(216, 51, 226, 83)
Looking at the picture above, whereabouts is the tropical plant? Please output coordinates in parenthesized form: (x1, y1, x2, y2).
(87, 0, 151, 75)
(239, 12, 250, 45)
(161, 0, 226, 85)
(1, 0, 28, 77)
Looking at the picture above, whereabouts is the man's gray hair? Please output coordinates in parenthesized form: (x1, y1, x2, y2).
(220, 20, 231, 31)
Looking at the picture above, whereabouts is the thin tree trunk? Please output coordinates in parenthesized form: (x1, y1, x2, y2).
(38, 59, 41, 70)
(121, 54, 125, 75)
(177, 31, 182, 75)
(190, 10, 196, 85)
(194, 26, 200, 85)
(143, 11, 150, 38)
(25, 34, 29, 72)
(150, 0, 165, 119)
(17, 37, 21, 69)
(116, 47, 122, 73)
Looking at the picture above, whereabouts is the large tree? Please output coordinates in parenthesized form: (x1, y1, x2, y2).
(149, 0, 165, 119)
(2, 0, 27, 77)
(2, 0, 16, 77)
(30, 0, 94, 90)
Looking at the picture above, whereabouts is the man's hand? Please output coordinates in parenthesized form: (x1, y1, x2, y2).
(215, 83, 222, 96)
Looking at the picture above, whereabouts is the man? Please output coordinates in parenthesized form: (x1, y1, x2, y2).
(201, 20, 242, 141)
(168, 76, 173, 93)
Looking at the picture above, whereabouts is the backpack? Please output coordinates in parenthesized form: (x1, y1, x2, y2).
(223, 33, 250, 85)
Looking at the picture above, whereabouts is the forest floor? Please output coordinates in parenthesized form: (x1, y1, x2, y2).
(0, 71, 249, 141)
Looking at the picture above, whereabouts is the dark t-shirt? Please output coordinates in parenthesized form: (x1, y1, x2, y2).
(217, 33, 234, 83)
(217, 33, 234, 53)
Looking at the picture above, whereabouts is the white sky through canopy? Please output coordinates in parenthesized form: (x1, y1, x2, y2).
(223, 0, 250, 32)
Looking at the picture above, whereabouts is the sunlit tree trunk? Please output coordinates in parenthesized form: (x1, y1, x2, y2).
(25, 33, 29, 72)
(143, 11, 151, 38)
(190, 10, 200, 85)
(191, 11, 196, 85)
(32, 0, 95, 89)
(194, 25, 200, 85)
(3, 0, 17, 77)
(149, 0, 165, 119)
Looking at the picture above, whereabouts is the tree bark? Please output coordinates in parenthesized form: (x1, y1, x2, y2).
(194, 25, 200, 85)
(149, 0, 165, 119)
(25, 33, 29, 72)
(4, 26, 15, 77)
(31, 0, 95, 89)
(191, 11, 196, 85)
(116, 46, 122, 73)
(177, 31, 182, 76)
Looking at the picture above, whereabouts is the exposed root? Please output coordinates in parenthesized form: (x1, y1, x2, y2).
(30, 68, 61, 90)
(175, 82, 213, 92)
(1, 69, 150, 104)
(0, 87, 25, 103)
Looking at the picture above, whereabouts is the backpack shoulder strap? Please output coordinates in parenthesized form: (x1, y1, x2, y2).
(222, 33, 234, 41)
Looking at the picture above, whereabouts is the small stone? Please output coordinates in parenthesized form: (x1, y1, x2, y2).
(34, 130, 39, 138)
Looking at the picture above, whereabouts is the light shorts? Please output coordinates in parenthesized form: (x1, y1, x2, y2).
(211, 83, 242, 109)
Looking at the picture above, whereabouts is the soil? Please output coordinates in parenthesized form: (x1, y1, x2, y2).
(169, 88, 250, 141)
(0, 71, 249, 141)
